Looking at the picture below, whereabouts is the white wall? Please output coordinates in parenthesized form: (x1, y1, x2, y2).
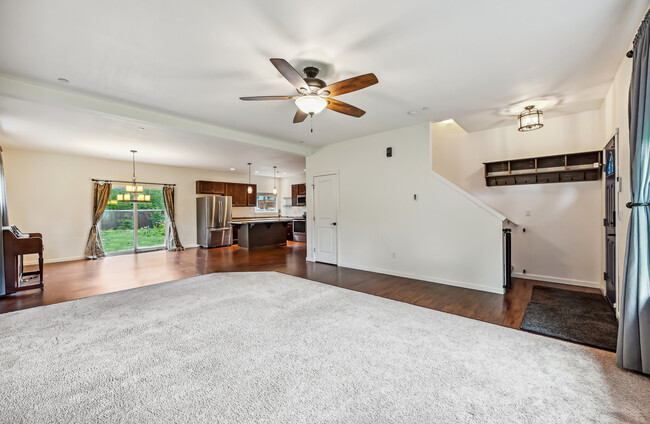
(2, 147, 287, 262)
(601, 54, 634, 313)
(306, 124, 506, 294)
(431, 111, 604, 288)
(279, 175, 306, 218)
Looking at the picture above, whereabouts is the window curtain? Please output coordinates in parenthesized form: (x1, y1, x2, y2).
(162, 185, 184, 251)
(617, 10, 650, 375)
(0, 147, 8, 295)
(84, 182, 112, 259)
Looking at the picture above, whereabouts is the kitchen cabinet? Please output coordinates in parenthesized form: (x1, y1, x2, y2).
(196, 180, 225, 195)
(196, 180, 257, 206)
(247, 184, 257, 207)
(286, 221, 293, 241)
(291, 183, 306, 206)
(226, 183, 248, 206)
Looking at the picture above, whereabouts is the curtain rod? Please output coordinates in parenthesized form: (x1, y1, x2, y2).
(92, 178, 176, 186)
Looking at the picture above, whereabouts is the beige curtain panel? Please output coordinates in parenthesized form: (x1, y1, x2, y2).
(163, 185, 184, 251)
(84, 182, 112, 259)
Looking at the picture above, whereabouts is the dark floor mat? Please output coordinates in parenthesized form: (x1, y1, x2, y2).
(520, 286, 618, 351)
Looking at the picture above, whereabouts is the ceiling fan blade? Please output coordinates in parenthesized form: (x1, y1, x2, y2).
(319, 73, 378, 97)
(326, 98, 366, 118)
(270, 58, 309, 93)
(239, 95, 295, 101)
(293, 109, 308, 123)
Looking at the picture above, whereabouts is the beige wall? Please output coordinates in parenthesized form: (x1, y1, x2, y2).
(431, 110, 604, 288)
(2, 147, 287, 262)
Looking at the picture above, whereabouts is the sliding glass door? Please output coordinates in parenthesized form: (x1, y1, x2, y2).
(100, 185, 167, 254)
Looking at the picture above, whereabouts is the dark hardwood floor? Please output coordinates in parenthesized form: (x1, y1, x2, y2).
(1, 242, 601, 330)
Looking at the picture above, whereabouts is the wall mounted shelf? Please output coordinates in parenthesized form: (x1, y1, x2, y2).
(484, 150, 602, 187)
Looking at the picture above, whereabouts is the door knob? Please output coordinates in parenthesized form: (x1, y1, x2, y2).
(331, 222, 337, 226)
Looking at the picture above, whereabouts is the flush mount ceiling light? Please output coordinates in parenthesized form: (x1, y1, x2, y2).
(295, 95, 328, 115)
(518, 105, 544, 132)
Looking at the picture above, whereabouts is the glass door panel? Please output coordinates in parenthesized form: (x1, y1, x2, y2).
(136, 188, 166, 250)
(100, 186, 135, 253)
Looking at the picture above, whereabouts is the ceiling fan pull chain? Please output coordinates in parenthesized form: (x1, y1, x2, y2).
(310, 114, 313, 133)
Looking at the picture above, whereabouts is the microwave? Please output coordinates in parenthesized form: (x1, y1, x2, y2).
(296, 195, 306, 205)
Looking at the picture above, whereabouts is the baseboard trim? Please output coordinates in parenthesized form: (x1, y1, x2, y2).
(339, 261, 504, 295)
(511, 272, 601, 289)
(23, 245, 201, 266)
(23, 255, 86, 266)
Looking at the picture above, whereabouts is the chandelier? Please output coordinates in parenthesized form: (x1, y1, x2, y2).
(116, 150, 151, 203)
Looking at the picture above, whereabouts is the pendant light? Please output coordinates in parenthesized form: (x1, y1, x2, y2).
(115, 150, 151, 203)
(518, 105, 544, 132)
(247, 162, 253, 194)
(272, 166, 278, 195)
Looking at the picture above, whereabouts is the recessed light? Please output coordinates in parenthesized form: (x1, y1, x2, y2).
(57, 78, 69, 84)
(407, 110, 418, 116)
(230, 168, 236, 171)
(254, 170, 260, 174)
(283, 172, 287, 175)
(138, 127, 144, 131)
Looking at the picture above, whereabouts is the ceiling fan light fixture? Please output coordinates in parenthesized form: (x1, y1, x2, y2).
(518, 105, 544, 132)
(295, 95, 328, 115)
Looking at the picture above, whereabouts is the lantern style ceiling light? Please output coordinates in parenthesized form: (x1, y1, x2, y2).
(247, 162, 253, 194)
(115, 150, 151, 203)
(518, 105, 544, 132)
(295, 95, 328, 115)
(272, 165, 278, 195)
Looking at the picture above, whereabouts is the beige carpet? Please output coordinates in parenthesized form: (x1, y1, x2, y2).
(0, 272, 648, 423)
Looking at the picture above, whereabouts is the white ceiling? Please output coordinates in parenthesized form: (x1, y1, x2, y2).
(0, 0, 647, 168)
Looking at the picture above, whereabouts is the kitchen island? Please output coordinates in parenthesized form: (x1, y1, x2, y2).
(231, 218, 293, 249)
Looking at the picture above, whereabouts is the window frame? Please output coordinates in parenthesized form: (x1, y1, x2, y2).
(254, 193, 278, 213)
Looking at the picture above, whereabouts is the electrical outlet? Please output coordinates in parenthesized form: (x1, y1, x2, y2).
(525, 209, 531, 217)
(391, 252, 396, 259)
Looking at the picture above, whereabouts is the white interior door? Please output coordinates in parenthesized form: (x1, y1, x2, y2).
(313, 173, 338, 265)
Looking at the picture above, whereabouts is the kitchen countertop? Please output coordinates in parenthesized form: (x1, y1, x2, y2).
(231, 217, 296, 224)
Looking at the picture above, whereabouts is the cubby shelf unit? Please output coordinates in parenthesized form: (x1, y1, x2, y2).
(483, 150, 602, 187)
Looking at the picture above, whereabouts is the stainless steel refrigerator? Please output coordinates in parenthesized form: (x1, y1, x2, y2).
(197, 196, 232, 248)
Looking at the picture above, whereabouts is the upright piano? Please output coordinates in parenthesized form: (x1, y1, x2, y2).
(3, 226, 44, 295)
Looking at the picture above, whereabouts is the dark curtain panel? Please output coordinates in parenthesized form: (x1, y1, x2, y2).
(617, 10, 650, 375)
(0, 147, 7, 295)
(162, 185, 184, 251)
(84, 182, 112, 259)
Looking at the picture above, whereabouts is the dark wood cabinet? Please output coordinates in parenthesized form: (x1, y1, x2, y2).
(196, 180, 257, 207)
(286, 221, 293, 241)
(247, 184, 257, 207)
(291, 185, 298, 206)
(291, 183, 306, 206)
(232, 225, 239, 244)
(484, 151, 602, 187)
(226, 183, 247, 206)
(196, 180, 225, 195)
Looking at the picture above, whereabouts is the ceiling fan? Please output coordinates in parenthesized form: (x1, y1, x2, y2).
(240, 58, 378, 125)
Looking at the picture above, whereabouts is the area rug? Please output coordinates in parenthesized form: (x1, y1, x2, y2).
(0, 272, 647, 423)
(521, 286, 618, 352)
